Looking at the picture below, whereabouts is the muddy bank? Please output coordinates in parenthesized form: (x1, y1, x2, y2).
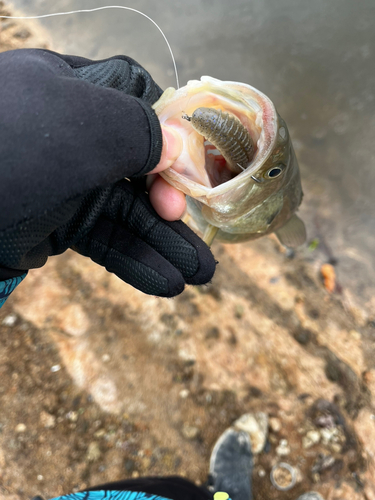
(2, 237, 375, 499)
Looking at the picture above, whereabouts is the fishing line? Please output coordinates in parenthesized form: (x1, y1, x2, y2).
(0, 5, 180, 88)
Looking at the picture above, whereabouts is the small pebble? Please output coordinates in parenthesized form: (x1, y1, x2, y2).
(37, 475, 44, 481)
(276, 439, 291, 456)
(51, 364, 61, 372)
(258, 467, 266, 477)
(234, 304, 244, 319)
(40, 411, 56, 429)
(330, 442, 342, 453)
(269, 417, 281, 433)
(182, 424, 199, 440)
(349, 329, 361, 340)
(86, 442, 101, 462)
(142, 456, 151, 470)
(102, 354, 110, 363)
(302, 430, 321, 449)
(2, 314, 17, 326)
(66, 411, 78, 422)
(296, 493, 324, 500)
(320, 427, 339, 445)
(179, 389, 189, 399)
(94, 429, 106, 438)
(15, 423, 26, 433)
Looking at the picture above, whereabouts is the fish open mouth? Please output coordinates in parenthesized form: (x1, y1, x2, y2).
(182, 102, 261, 188)
(181, 106, 259, 187)
(153, 77, 278, 201)
(153, 80, 267, 191)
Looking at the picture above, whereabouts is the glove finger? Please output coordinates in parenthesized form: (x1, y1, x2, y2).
(73, 216, 186, 298)
(122, 190, 216, 286)
(56, 51, 163, 104)
(71, 59, 162, 105)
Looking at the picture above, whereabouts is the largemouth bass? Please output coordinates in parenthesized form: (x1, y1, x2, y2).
(153, 76, 305, 247)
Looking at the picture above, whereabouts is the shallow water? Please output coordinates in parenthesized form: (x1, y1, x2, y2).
(10, 0, 375, 307)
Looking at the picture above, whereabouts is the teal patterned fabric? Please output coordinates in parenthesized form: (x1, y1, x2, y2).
(52, 492, 172, 500)
(0, 274, 27, 307)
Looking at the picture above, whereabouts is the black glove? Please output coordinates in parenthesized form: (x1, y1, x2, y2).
(0, 49, 216, 297)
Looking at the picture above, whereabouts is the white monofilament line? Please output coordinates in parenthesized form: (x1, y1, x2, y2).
(0, 5, 180, 89)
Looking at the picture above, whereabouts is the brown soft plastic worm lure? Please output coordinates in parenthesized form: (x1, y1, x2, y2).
(183, 107, 255, 174)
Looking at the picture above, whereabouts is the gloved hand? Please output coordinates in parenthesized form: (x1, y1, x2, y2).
(0, 49, 216, 297)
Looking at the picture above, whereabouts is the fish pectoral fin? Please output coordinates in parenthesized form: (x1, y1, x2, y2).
(275, 214, 306, 248)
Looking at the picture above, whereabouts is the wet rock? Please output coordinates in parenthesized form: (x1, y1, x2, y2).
(233, 412, 268, 454)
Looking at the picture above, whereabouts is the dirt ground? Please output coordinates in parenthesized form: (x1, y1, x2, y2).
(1, 5, 375, 500)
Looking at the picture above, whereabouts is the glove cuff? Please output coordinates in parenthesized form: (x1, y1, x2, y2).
(0, 266, 28, 280)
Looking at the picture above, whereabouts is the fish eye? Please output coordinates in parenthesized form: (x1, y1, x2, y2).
(264, 164, 285, 179)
